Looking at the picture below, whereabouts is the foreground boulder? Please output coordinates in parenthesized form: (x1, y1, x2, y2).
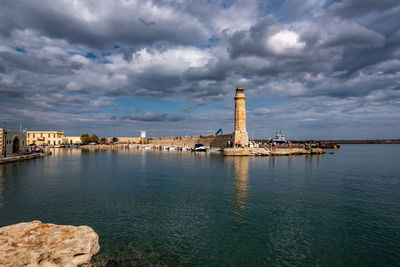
(0, 220, 100, 266)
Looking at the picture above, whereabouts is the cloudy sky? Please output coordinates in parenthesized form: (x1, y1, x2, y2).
(1, 0, 400, 139)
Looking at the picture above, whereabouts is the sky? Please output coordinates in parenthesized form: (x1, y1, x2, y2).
(0, 0, 400, 139)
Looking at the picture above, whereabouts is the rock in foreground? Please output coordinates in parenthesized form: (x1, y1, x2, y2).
(0, 220, 99, 267)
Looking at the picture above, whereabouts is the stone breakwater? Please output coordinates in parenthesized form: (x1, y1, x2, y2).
(0, 153, 45, 164)
(147, 134, 232, 149)
(224, 147, 326, 156)
(0, 220, 99, 267)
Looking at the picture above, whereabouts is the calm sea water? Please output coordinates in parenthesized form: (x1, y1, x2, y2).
(1, 145, 399, 266)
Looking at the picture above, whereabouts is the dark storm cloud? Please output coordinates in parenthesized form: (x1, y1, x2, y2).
(332, 31, 400, 76)
(331, 0, 400, 18)
(121, 112, 185, 122)
(0, 51, 78, 75)
(0, 0, 400, 138)
(0, 0, 208, 49)
(322, 22, 385, 48)
(182, 60, 231, 82)
(228, 15, 280, 59)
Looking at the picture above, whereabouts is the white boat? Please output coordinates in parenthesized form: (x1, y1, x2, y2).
(54, 144, 66, 148)
(193, 144, 207, 152)
(138, 145, 152, 150)
(268, 130, 287, 143)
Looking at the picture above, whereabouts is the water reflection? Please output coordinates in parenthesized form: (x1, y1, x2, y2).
(269, 157, 276, 169)
(232, 157, 250, 226)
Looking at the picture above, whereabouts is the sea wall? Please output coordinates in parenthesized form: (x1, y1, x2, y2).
(0, 153, 45, 164)
(146, 134, 232, 149)
(223, 147, 326, 156)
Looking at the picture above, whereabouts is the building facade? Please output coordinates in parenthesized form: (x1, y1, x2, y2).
(26, 131, 65, 146)
(1, 129, 27, 156)
(65, 136, 82, 144)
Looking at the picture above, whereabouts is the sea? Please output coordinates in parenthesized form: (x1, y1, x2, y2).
(0, 144, 399, 266)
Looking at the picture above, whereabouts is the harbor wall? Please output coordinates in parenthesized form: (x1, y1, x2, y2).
(146, 134, 232, 149)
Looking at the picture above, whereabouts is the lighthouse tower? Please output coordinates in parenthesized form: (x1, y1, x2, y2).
(232, 86, 249, 147)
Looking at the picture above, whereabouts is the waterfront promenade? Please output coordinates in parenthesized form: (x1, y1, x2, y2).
(0, 153, 45, 164)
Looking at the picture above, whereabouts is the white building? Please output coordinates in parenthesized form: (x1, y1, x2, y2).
(26, 131, 65, 146)
(0, 129, 27, 157)
(140, 131, 146, 138)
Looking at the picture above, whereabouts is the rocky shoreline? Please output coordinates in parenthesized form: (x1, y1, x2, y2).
(0, 221, 99, 267)
(224, 147, 326, 156)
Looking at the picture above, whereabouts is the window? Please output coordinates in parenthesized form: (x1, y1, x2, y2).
(48, 133, 50, 138)
(33, 134, 35, 138)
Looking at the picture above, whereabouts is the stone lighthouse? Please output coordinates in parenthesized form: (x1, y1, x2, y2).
(232, 86, 249, 147)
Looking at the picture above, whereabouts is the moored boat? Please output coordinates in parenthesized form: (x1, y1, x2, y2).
(193, 144, 207, 152)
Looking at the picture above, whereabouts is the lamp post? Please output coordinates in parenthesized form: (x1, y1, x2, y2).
(3, 121, 7, 158)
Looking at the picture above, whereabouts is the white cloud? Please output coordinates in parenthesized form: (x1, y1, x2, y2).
(65, 81, 82, 92)
(267, 30, 305, 54)
(131, 47, 212, 74)
(211, 0, 258, 32)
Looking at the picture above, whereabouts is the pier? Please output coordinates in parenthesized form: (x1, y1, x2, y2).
(0, 153, 45, 164)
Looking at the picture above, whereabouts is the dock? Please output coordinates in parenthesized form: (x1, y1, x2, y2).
(0, 153, 45, 164)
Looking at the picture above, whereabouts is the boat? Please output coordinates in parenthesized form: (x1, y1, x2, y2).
(54, 144, 66, 148)
(268, 130, 287, 144)
(206, 148, 219, 153)
(138, 145, 152, 150)
(193, 144, 207, 152)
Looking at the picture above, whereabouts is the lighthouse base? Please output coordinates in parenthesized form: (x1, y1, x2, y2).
(232, 130, 249, 148)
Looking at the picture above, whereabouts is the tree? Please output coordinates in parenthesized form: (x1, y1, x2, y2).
(100, 137, 106, 144)
(112, 137, 119, 143)
(90, 134, 99, 144)
(80, 133, 90, 144)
